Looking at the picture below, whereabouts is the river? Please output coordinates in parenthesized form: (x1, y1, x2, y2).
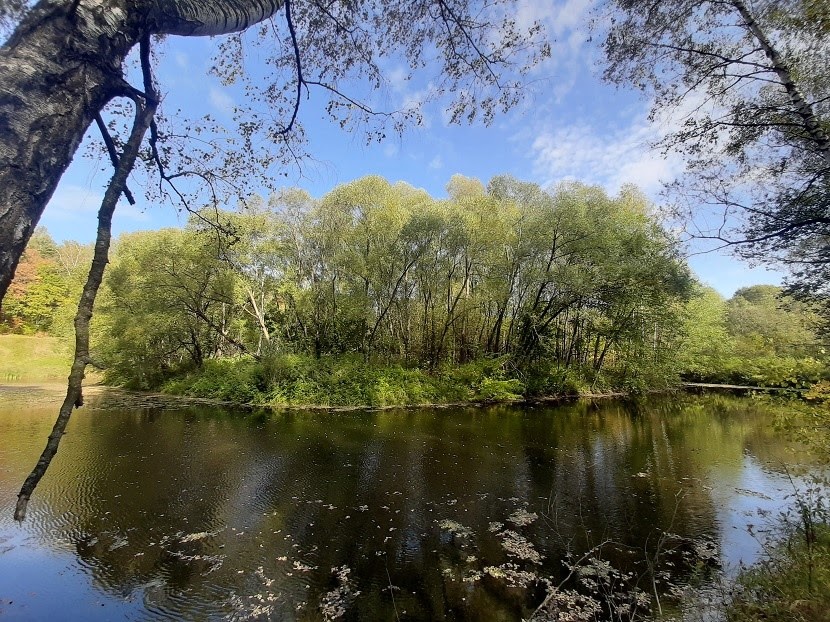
(0, 386, 816, 620)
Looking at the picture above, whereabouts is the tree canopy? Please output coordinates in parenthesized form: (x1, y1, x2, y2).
(602, 0, 830, 296)
(95, 175, 694, 392)
(0, 0, 549, 305)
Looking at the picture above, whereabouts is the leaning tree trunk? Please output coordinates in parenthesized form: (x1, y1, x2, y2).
(730, 0, 830, 166)
(14, 81, 157, 521)
(0, 0, 284, 305)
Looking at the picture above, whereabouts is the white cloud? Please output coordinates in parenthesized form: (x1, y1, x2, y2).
(529, 110, 684, 196)
(45, 184, 149, 223)
(511, 0, 598, 101)
(45, 184, 102, 219)
(428, 155, 443, 170)
(209, 86, 235, 116)
(514, 0, 594, 37)
(386, 66, 409, 92)
(400, 82, 437, 129)
(116, 199, 150, 223)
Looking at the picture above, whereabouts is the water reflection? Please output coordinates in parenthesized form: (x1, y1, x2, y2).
(0, 389, 812, 620)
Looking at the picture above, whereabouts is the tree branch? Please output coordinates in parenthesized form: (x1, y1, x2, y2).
(93, 113, 136, 205)
(14, 47, 159, 520)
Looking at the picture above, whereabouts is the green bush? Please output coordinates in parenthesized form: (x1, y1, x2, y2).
(477, 377, 525, 401)
(146, 351, 686, 408)
(256, 354, 446, 407)
(163, 358, 261, 403)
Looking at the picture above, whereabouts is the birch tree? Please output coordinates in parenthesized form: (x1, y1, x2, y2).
(602, 0, 830, 279)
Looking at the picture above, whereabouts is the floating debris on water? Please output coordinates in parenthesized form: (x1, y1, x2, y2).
(483, 563, 540, 588)
(320, 566, 359, 621)
(735, 488, 773, 500)
(437, 519, 473, 539)
(180, 531, 216, 543)
(225, 566, 280, 620)
(496, 530, 543, 564)
(293, 560, 316, 572)
(507, 509, 538, 527)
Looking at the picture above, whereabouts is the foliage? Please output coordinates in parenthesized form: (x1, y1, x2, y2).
(9, 178, 826, 404)
(0, 227, 89, 335)
(678, 285, 826, 388)
(164, 353, 535, 408)
(775, 384, 830, 461)
(676, 286, 734, 380)
(727, 285, 820, 359)
(91, 175, 694, 400)
(85, 173, 830, 402)
(601, 0, 830, 315)
(164, 358, 263, 404)
(96, 228, 240, 389)
(0, 0, 552, 311)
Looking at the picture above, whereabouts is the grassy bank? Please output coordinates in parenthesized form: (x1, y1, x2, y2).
(0, 334, 72, 382)
(158, 355, 539, 408)
(140, 354, 637, 408)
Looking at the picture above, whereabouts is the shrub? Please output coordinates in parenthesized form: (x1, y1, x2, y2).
(477, 377, 525, 401)
(164, 358, 261, 403)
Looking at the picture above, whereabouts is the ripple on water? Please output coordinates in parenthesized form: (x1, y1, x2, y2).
(0, 390, 824, 620)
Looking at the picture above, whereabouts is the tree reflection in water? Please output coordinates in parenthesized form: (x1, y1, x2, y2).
(0, 390, 810, 620)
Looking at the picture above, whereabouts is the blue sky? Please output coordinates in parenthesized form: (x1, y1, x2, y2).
(38, 0, 782, 298)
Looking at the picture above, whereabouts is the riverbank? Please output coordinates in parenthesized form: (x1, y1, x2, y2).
(0, 335, 72, 382)
(0, 379, 634, 415)
(149, 354, 652, 410)
(4, 336, 816, 412)
(151, 356, 816, 410)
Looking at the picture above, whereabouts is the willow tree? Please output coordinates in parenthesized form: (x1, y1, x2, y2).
(0, 0, 549, 305)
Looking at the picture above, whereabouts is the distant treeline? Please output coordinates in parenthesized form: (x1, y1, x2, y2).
(2, 175, 824, 403)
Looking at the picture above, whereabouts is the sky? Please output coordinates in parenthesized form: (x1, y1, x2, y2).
(37, 0, 783, 298)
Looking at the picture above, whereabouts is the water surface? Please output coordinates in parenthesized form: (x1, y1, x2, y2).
(0, 386, 812, 620)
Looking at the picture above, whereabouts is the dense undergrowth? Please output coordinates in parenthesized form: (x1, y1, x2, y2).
(106, 350, 690, 407)
(112, 348, 827, 408)
(149, 354, 615, 407)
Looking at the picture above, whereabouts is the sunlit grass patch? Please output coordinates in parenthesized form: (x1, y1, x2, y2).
(0, 334, 71, 382)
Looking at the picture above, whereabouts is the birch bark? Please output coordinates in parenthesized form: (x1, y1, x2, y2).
(0, 0, 284, 304)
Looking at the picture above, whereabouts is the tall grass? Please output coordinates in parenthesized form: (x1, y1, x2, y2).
(161, 354, 538, 407)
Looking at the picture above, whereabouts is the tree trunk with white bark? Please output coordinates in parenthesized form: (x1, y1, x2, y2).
(0, 0, 283, 305)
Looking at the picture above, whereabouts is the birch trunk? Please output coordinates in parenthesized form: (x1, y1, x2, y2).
(0, 0, 284, 304)
(731, 0, 830, 165)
